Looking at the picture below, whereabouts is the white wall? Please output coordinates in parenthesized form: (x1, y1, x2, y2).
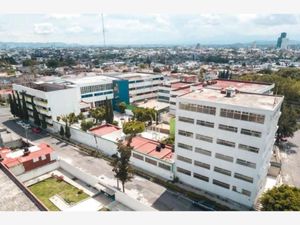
(17, 161, 59, 182)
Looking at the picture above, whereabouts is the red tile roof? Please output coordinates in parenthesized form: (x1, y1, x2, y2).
(89, 124, 121, 136)
(0, 143, 54, 168)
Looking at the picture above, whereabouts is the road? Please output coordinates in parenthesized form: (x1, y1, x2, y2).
(0, 107, 206, 211)
(280, 129, 300, 187)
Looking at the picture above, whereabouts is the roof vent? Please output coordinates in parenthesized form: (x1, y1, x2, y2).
(225, 87, 236, 98)
(156, 145, 161, 152)
(23, 147, 30, 156)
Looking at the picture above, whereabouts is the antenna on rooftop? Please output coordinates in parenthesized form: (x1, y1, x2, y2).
(101, 13, 106, 48)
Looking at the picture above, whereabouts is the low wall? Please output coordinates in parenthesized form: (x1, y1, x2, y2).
(17, 161, 59, 183)
(114, 190, 157, 211)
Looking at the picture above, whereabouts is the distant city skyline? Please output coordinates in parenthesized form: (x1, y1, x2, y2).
(0, 14, 300, 45)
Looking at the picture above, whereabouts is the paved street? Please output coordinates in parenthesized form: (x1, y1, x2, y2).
(0, 107, 204, 211)
(280, 130, 300, 187)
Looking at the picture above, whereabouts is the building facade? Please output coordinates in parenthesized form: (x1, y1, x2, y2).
(174, 87, 283, 207)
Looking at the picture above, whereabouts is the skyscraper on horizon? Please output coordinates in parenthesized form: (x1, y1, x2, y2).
(276, 32, 289, 50)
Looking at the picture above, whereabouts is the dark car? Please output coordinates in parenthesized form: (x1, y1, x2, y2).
(32, 127, 42, 134)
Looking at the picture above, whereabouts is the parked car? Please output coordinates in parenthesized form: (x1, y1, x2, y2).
(32, 127, 41, 134)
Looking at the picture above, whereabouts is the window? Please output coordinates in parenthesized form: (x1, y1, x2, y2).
(179, 102, 216, 115)
(132, 153, 144, 160)
(178, 142, 193, 151)
(81, 94, 93, 98)
(216, 139, 235, 148)
(220, 108, 265, 124)
(215, 153, 234, 162)
(145, 157, 157, 166)
(213, 179, 230, 189)
(193, 172, 209, 182)
(232, 186, 251, 197)
(177, 167, 191, 176)
(178, 130, 193, 138)
(236, 159, 256, 169)
(214, 167, 232, 176)
(238, 144, 259, 154)
(197, 120, 214, 128)
(241, 128, 262, 138)
(218, 124, 238, 133)
(194, 160, 210, 170)
(195, 147, 211, 156)
(178, 116, 194, 124)
(158, 163, 171, 171)
(177, 155, 192, 164)
(234, 173, 253, 183)
(196, 134, 213, 143)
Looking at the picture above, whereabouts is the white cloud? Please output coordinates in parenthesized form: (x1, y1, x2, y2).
(34, 23, 55, 35)
(47, 14, 81, 19)
(67, 25, 83, 33)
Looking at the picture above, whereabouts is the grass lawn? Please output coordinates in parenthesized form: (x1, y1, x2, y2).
(29, 177, 89, 211)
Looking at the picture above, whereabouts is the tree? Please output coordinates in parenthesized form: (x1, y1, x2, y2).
(123, 121, 145, 136)
(132, 107, 156, 124)
(81, 120, 94, 131)
(41, 115, 47, 129)
(59, 125, 65, 137)
(260, 185, 300, 211)
(276, 104, 298, 141)
(105, 97, 114, 124)
(21, 91, 29, 122)
(153, 67, 161, 73)
(118, 102, 126, 114)
(111, 139, 134, 192)
(65, 123, 71, 139)
(16, 91, 22, 119)
(90, 106, 106, 124)
(31, 97, 41, 127)
(67, 112, 78, 125)
(77, 112, 85, 120)
(8, 94, 16, 117)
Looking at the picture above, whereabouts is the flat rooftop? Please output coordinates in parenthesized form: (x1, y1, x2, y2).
(135, 99, 169, 111)
(210, 79, 274, 93)
(181, 88, 283, 111)
(63, 75, 116, 85)
(22, 82, 71, 92)
(89, 124, 121, 137)
(0, 166, 39, 211)
(130, 136, 173, 162)
(107, 73, 162, 80)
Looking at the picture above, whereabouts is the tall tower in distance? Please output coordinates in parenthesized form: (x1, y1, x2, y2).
(276, 32, 289, 50)
(101, 13, 106, 48)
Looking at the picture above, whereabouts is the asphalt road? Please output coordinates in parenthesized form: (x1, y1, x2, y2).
(280, 129, 300, 188)
(0, 107, 206, 211)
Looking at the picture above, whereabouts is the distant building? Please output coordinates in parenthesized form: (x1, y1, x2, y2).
(276, 32, 289, 50)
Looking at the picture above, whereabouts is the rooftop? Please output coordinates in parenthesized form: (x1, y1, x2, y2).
(63, 75, 116, 85)
(135, 99, 169, 111)
(181, 88, 284, 111)
(130, 136, 173, 162)
(0, 165, 39, 211)
(0, 143, 54, 168)
(89, 124, 121, 137)
(22, 82, 71, 92)
(106, 72, 162, 80)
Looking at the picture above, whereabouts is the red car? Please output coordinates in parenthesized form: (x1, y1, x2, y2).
(32, 127, 42, 134)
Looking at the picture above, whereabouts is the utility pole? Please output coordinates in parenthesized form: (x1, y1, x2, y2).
(101, 13, 106, 48)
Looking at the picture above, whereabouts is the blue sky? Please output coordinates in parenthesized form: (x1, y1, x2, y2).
(0, 14, 299, 45)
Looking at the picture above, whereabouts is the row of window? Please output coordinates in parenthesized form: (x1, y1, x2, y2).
(178, 116, 262, 138)
(132, 152, 171, 171)
(81, 91, 113, 99)
(178, 103, 265, 124)
(179, 103, 216, 115)
(80, 84, 112, 94)
(177, 153, 256, 171)
(129, 84, 160, 91)
(176, 167, 252, 197)
(178, 130, 260, 154)
(220, 108, 265, 124)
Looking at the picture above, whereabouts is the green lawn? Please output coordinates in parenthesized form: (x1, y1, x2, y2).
(28, 177, 89, 211)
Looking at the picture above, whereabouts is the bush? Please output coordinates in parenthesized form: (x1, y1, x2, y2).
(112, 120, 119, 126)
(77, 189, 83, 194)
(81, 120, 94, 131)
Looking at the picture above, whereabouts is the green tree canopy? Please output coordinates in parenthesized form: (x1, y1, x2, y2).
(81, 120, 94, 131)
(90, 106, 106, 124)
(118, 102, 127, 114)
(260, 185, 300, 211)
(123, 121, 145, 136)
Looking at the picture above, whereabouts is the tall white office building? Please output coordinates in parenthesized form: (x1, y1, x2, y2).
(174, 86, 283, 207)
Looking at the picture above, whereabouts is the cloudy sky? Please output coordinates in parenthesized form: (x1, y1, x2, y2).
(0, 14, 299, 45)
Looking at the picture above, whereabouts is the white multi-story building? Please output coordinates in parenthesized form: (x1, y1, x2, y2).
(13, 82, 79, 129)
(174, 87, 283, 208)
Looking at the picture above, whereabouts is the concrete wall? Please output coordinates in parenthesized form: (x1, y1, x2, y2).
(17, 161, 59, 182)
(53, 121, 118, 156)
